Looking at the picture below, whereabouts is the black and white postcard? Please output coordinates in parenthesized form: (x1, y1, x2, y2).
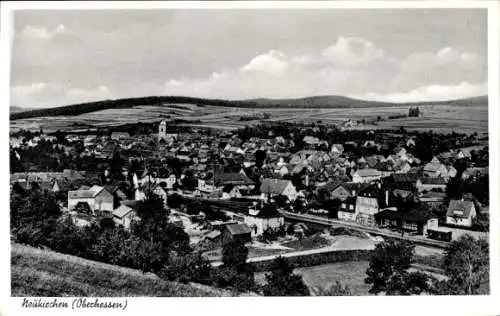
(1, 1, 499, 316)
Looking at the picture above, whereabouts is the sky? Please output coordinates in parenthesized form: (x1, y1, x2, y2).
(10, 9, 488, 108)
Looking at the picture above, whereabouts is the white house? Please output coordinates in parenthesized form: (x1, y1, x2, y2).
(68, 185, 114, 215)
(352, 169, 382, 183)
(338, 197, 357, 221)
(446, 200, 477, 228)
(423, 162, 448, 178)
(112, 204, 139, 230)
(243, 205, 285, 237)
(355, 196, 379, 227)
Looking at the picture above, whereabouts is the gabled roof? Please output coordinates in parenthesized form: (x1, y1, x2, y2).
(355, 168, 381, 177)
(226, 223, 252, 236)
(260, 178, 293, 195)
(113, 204, 134, 218)
(68, 190, 95, 199)
(447, 200, 475, 218)
(392, 189, 413, 199)
(423, 163, 444, 172)
(214, 171, 254, 186)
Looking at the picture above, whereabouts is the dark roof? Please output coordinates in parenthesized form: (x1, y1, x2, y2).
(419, 177, 447, 185)
(260, 178, 293, 195)
(214, 172, 253, 186)
(392, 174, 418, 183)
(226, 223, 252, 236)
(255, 203, 281, 218)
(447, 200, 475, 219)
(375, 209, 434, 224)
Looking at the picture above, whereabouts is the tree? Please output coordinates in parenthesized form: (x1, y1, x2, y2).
(312, 281, 352, 296)
(167, 193, 183, 209)
(222, 240, 248, 268)
(263, 257, 310, 296)
(132, 195, 191, 255)
(254, 149, 267, 168)
(441, 235, 489, 295)
(217, 240, 255, 292)
(445, 177, 465, 201)
(365, 240, 431, 295)
(160, 252, 213, 284)
(293, 196, 307, 213)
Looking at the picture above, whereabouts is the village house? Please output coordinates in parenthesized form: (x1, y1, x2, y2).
(330, 144, 344, 156)
(416, 177, 447, 192)
(65, 134, 80, 142)
(112, 204, 139, 230)
(243, 203, 285, 237)
(462, 167, 488, 180)
(355, 195, 380, 227)
(68, 185, 114, 215)
(327, 184, 352, 201)
(338, 196, 357, 221)
(259, 178, 299, 201)
(375, 208, 438, 236)
(221, 223, 252, 244)
(422, 162, 449, 178)
(111, 132, 131, 141)
(135, 181, 168, 206)
(417, 191, 446, 208)
(446, 199, 477, 228)
(351, 168, 382, 183)
(222, 184, 243, 199)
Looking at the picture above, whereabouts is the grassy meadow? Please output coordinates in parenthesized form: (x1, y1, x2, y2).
(11, 243, 229, 297)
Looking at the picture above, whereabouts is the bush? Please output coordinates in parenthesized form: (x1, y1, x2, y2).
(160, 253, 213, 284)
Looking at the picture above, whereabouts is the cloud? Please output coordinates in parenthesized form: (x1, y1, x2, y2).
(11, 83, 114, 108)
(161, 38, 485, 102)
(20, 24, 68, 40)
(356, 81, 487, 103)
(240, 50, 289, 74)
(321, 37, 385, 68)
(13, 35, 486, 106)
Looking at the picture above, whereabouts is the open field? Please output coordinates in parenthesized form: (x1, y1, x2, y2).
(10, 102, 488, 135)
(11, 243, 229, 297)
(254, 260, 371, 295)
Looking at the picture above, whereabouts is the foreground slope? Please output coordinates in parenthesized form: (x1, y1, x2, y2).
(11, 243, 230, 297)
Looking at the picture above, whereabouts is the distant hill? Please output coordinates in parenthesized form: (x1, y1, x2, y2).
(10, 95, 488, 121)
(10, 106, 31, 113)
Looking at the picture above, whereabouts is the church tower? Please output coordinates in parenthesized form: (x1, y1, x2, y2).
(158, 120, 167, 143)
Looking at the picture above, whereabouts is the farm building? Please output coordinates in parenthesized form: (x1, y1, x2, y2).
(222, 223, 252, 244)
